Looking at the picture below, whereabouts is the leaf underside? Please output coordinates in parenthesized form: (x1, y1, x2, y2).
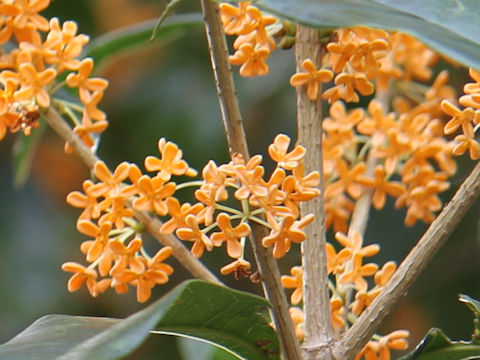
(224, 0, 480, 70)
(0, 280, 279, 360)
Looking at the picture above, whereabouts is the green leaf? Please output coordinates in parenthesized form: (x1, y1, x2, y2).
(151, 281, 279, 360)
(0, 280, 279, 360)
(398, 328, 480, 360)
(0, 316, 119, 360)
(228, 0, 480, 70)
(12, 119, 47, 188)
(399, 295, 480, 360)
(84, 13, 203, 69)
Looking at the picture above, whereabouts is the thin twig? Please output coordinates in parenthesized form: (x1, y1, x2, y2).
(294, 25, 335, 360)
(45, 106, 221, 284)
(199, 0, 248, 158)
(334, 160, 480, 359)
(199, 1, 303, 359)
(149, 0, 183, 42)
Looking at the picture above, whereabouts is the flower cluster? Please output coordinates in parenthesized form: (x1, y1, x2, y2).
(63, 138, 199, 302)
(282, 231, 409, 360)
(0, 0, 108, 152)
(290, 27, 437, 103)
(64, 134, 319, 300)
(441, 68, 480, 160)
(220, 1, 279, 77)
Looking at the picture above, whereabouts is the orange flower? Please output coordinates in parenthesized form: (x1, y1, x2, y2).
(234, 162, 268, 200)
(452, 133, 480, 160)
(325, 193, 354, 233)
(323, 100, 364, 134)
(355, 330, 409, 360)
(330, 296, 346, 329)
(322, 72, 374, 103)
(326, 160, 366, 199)
(160, 197, 204, 234)
(340, 253, 378, 292)
(262, 214, 314, 258)
(66, 179, 108, 221)
(357, 99, 397, 147)
(176, 214, 213, 258)
(334, 231, 380, 258)
(66, 57, 108, 102)
(14, 62, 56, 107)
(442, 100, 479, 135)
(219, 2, 254, 35)
(87, 161, 131, 198)
(99, 197, 134, 229)
(109, 237, 145, 278)
(116, 247, 173, 303)
(289, 307, 305, 341)
(351, 288, 382, 316)
(77, 219, 113, 262)
(145, 138, 197, 181)
(62, 261, 110, 297)
(211, 213, 250, 258)
(2, 0, 50, 32)
(64, 118, 108, 154)
(357, 165, 406, 210)
(290, 59, 333, 101)
(229, 43, 270, 77)
(268, 134, 306, 170)
(220, 258, 251, 278)
(325, 242, 352, 275)
(133, 175, 176, 216)
(281, 266, 303, 305)
(45, 17, 90, 72)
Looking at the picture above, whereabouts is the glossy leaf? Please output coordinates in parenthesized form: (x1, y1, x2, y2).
(12, 119, 47, 188)
(0, 280, 278, 360)
(399, 294, 480, 360)
(84, 13, 203, 69)
(225, 0, 480, 70)
(398, 328, 480, 360)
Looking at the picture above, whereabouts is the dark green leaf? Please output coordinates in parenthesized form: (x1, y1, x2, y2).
(227, 0, 480, 70)
(398, 328, 480, 360)
(0, 316, 119, 360)
(12, 119, 47, 188)
(0, 280, 279, 360)
(84, 13, 203, 69)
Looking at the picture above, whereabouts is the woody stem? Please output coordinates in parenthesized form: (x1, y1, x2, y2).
(199, 1, 303, 359)
(295, 25, 335, 360)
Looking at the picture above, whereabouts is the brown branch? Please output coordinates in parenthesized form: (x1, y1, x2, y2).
(45, 106, 221, 284)
(334, 160, 480, 359)
(294, 25, 335, 359)
(199, 0, 248, 158)
(199, 1, 303, 359)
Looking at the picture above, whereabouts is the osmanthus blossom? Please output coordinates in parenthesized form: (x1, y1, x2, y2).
(281, 265, 303, 305)
(262, 214, 314, 258)
(210, 213, 251, 258)
(355, 330, 409, 360)
(145, 137, 198, 181)
(229, 43, 270, 77)
(0, 4, 110, 151)
(289, 59, 334, 101)
(176, 214, 214, 258)
(357, 165, 406, 210)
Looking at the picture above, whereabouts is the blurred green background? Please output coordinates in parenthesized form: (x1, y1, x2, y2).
(0, 1, 479, 359)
